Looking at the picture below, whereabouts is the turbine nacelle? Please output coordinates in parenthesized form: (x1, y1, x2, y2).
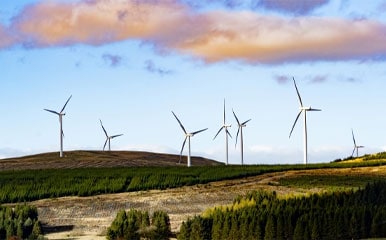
(300, 107, 321, 111)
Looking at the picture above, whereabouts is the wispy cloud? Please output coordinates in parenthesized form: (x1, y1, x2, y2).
(255, 0, 329, 15)
(308, 75, 328, 84)
(0, 24, 14, 48)
(144, 60, 172, 75)
(274, 75, 291, 84)
(2, 0, 386, 64)
(102, 53, 123, 67)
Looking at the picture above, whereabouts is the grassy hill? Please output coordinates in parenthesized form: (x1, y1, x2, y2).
(0, 150, 222, 171)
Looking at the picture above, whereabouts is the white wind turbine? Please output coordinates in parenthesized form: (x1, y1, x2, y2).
(99, 119, 123, 151)
(172, 111, 208, 167)
(214, 99, 232, 165)
(289, 78, 321, 165)
(351, 129, 364, 158)
(44, 95, 72, 158)
(233, 109, 251, 165)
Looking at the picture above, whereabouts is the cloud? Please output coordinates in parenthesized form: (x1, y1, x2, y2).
(256, 0, 329, 14)
(102, 53, 122, 67)
(274, 75, 291, 84)
(308, 75, 328, 83)
(0, 24, 14, 48)
(144, 60, 172, 75)
(2, 0, 386, 64)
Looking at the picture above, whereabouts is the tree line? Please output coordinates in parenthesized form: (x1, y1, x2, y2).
(0, 204, 43, 240)
(107, 209, 171, 240)
(178, 181, 386, 240)
(1, 160, 385, 204)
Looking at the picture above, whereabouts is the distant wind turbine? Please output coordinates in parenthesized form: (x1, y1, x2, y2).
(172, 111, 208, 167)
(233, 109, 251, 165)
(99, 119, 123, 151)
(289, 78, 321, 164)
(214, 99, 232, 165)
(44, 95, 72, 158)
(351, 129, 364, 158)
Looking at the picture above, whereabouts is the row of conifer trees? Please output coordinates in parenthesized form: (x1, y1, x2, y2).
(107, 209, 171, 240)
(178, 181, 386, 240)
(0, 204, 43, 240)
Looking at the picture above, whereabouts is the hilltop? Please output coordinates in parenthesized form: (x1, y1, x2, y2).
(0, 150, 222, 171)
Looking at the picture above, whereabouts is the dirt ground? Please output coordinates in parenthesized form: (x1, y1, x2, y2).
(29, 165, 386, 239)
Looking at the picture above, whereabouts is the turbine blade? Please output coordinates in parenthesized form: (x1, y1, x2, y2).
(351, 147, 356, 157)
(242, 119, 251, 125)
(172, 111, 187, 134)
(111, 134, 123, 139)
(213, 127, 224, 140)
(309, 108, 321, 111)
(235, 127, 240, 147)
(293, 77, 303, 107)
(100, 119, 108, 137)
(44, 109, 60, 115)
(192, 128, 208, 136)
(226, 129, 232, 138)
(103, 139, 108, 151)
(223, 99, 226, 124)
(289, 110, 302, 138)
(351, 129, 356, 146)
(232, 109, 240, 125)
(60, 95, 72, 113)
(179, 137, 187, 163)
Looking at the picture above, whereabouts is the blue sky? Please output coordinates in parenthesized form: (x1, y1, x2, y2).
(1, 0, 386, 164)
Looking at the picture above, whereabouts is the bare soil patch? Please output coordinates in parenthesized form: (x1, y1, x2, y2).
(28, 165, 386, 239)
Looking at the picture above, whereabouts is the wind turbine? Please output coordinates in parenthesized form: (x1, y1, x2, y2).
(99, 119, 123, 151)
(214, 99, 232, 165)
(172, 111, 208, 167)
(233, 109, 251, 165)
(289, 78, 321, 165)
(351, 129, 364, 158)
(44, 95, 72, 158)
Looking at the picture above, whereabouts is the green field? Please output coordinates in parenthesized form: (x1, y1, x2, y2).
(1, 159, 386, 203)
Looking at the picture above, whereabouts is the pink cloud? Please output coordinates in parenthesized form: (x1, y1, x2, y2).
(11, 0, 190, 47)
(175, 12, 386, 64)
(0, 24, 14, 48)
(2, 0, 386, 64)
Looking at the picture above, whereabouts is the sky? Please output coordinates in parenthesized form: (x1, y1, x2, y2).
(1, 0, 386, 165)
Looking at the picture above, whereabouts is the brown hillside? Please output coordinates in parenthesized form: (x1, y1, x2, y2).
(0, 150, 222, 171)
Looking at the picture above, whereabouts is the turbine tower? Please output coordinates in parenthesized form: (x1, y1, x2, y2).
(351, 129, 364, 158)
(99, 119, 123, 151)
(172, 111, 208, 167)
(214, 99, 232, 165)
(289, 78, 321, 164)
(44, 95, 72, 158)
(233, 109, 251, 165)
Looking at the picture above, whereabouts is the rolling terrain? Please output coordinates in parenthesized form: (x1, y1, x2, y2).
(0, 150, 222, 170)
(1, 151, 386, 239)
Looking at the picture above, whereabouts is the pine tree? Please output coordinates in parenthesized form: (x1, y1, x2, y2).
(178, 220, 191, 240)
(264, 215, 276, 240)
(31, 221, 42, 240)
(151, 210, 171, 240)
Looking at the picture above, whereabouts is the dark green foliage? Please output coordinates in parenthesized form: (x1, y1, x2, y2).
(179, 181, 386, 240)
(151, 211, 171, 240)
(0, 205, 42, 240)
(1, 160, 386, 203)
(107, 209, 171, 240)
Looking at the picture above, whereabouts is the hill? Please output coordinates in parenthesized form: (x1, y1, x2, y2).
(0, 150, 222, 171)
